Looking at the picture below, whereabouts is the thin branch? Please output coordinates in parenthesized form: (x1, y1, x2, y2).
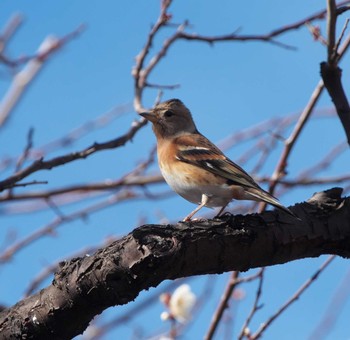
(0, 117, 147, 192)
(0, 13, 23, 55)
(261, 33, 350, 212)
(334, 18, 349, 55)
(9, 180, 48, 188)
(177, 1, 350, 49)
(132, 0, 173, 112)
(204, 268, 269, 340)
(0, 191, 135, 263)
(145, 81, 180, 90)
(85, 278, 189, 339)
(0, 187, 173, 263)
(296, 141, 348, 178)
(250, 255, 336, 340)
(337, 4, 350, 15)
(305, 21, 327, 45)
(14, 128, 34, 173)
(6, 170, 347, 214)
(2, 118, 348, 206)
(309, 263, 350, 339)
(267, 79, 324, 192)
(238, 269, 265, 340)
(327, 0, 337, 65)
(132, 1, 350, 113)
(0, 25, 85, 128)
(261, 174, 350, 187)
(0, 103, 132, 173)
(0, 175, 162, 202)
(204, 271, 240, 340)
(177, 30, 296, 50)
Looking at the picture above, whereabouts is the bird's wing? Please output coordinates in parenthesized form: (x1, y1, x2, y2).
(174, 133, 261, 190)
(174, 132, 297, 217)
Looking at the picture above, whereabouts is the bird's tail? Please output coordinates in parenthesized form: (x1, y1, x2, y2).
(245, 187, 296, 217)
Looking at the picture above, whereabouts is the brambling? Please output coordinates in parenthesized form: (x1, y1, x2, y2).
(141, 99, 294, 221)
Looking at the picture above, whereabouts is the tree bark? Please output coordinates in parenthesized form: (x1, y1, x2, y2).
(0, 187, 349, 339)
(320, 62, 350, 145)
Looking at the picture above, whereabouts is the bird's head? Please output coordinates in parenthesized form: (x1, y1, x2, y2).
(140, 99, 197, 139)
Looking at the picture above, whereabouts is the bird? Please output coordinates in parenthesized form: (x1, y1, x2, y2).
(140, 98, 295, 221)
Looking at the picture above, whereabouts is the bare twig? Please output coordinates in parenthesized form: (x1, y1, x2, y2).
(238, 269, 265, 340)
(132, 0, 173, 112)
(0, 103, 132, 174)
(0, 25, 85, 128)
(14, 128, 34, 173)
(132, 1, 350, 114)
(0, 118, 147, 192)
(0, 186, 175, 263)
(204, 271, 240, 340)
(177, 1, 350, 49)
(267, 79, 325, 194)
(9, 180, 48, 188)
(5, 170, 348, 216)
(337, 4, 350, 15)
(145, 81, 180, 90)
(297, 141, 348, 179)
(250, 256, 336, 340)
(0, 192, 133, 263)
(305, 22, 327, 45)
(0, 145, 157, 210)
(84, 278, 188, 339)
(261, 174, 350, 187)
(0, 175, 163, 203)
(260, 33, 350, 212)
(327, 0, 337, 64)
(309, 264, 350, 339)
(334, 18, 349, 55)
(0, 13, 23, 55)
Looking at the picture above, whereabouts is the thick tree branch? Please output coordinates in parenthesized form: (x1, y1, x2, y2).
(321, 61, 350, 145)
(320, 1, 350, 145)
(0, 188, 349, 339)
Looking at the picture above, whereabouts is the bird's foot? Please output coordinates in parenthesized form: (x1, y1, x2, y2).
(215, 211, 234, 219)
(182, 216, 206, 222)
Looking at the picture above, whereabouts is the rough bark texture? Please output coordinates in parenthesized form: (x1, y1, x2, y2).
(0, 188, 349, 339)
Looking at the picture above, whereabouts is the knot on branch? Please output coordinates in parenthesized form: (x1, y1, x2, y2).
(133, 224, 181, 256)
(307, 187, 344, 211)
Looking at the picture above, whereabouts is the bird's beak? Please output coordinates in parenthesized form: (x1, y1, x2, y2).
(140, 110, 158, 123)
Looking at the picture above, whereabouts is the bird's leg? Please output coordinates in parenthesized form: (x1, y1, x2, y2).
(215, 203, 229, 218)
(183, 194, 210, 221)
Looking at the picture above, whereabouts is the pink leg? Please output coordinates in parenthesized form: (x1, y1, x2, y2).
(183, 194, 210, 221)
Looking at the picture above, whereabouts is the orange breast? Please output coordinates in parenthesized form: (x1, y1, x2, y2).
(157, 138, 220, 186)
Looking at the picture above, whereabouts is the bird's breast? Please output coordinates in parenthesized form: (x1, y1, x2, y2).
(158, 157, 237, 207)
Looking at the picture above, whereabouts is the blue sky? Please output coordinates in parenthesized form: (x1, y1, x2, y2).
(0, 1, 349, 339)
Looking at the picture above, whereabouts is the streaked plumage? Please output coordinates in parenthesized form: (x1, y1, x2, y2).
(141, 98, 294, 220)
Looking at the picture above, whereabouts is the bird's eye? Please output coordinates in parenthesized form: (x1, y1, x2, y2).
(164, 110, 174, 118)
